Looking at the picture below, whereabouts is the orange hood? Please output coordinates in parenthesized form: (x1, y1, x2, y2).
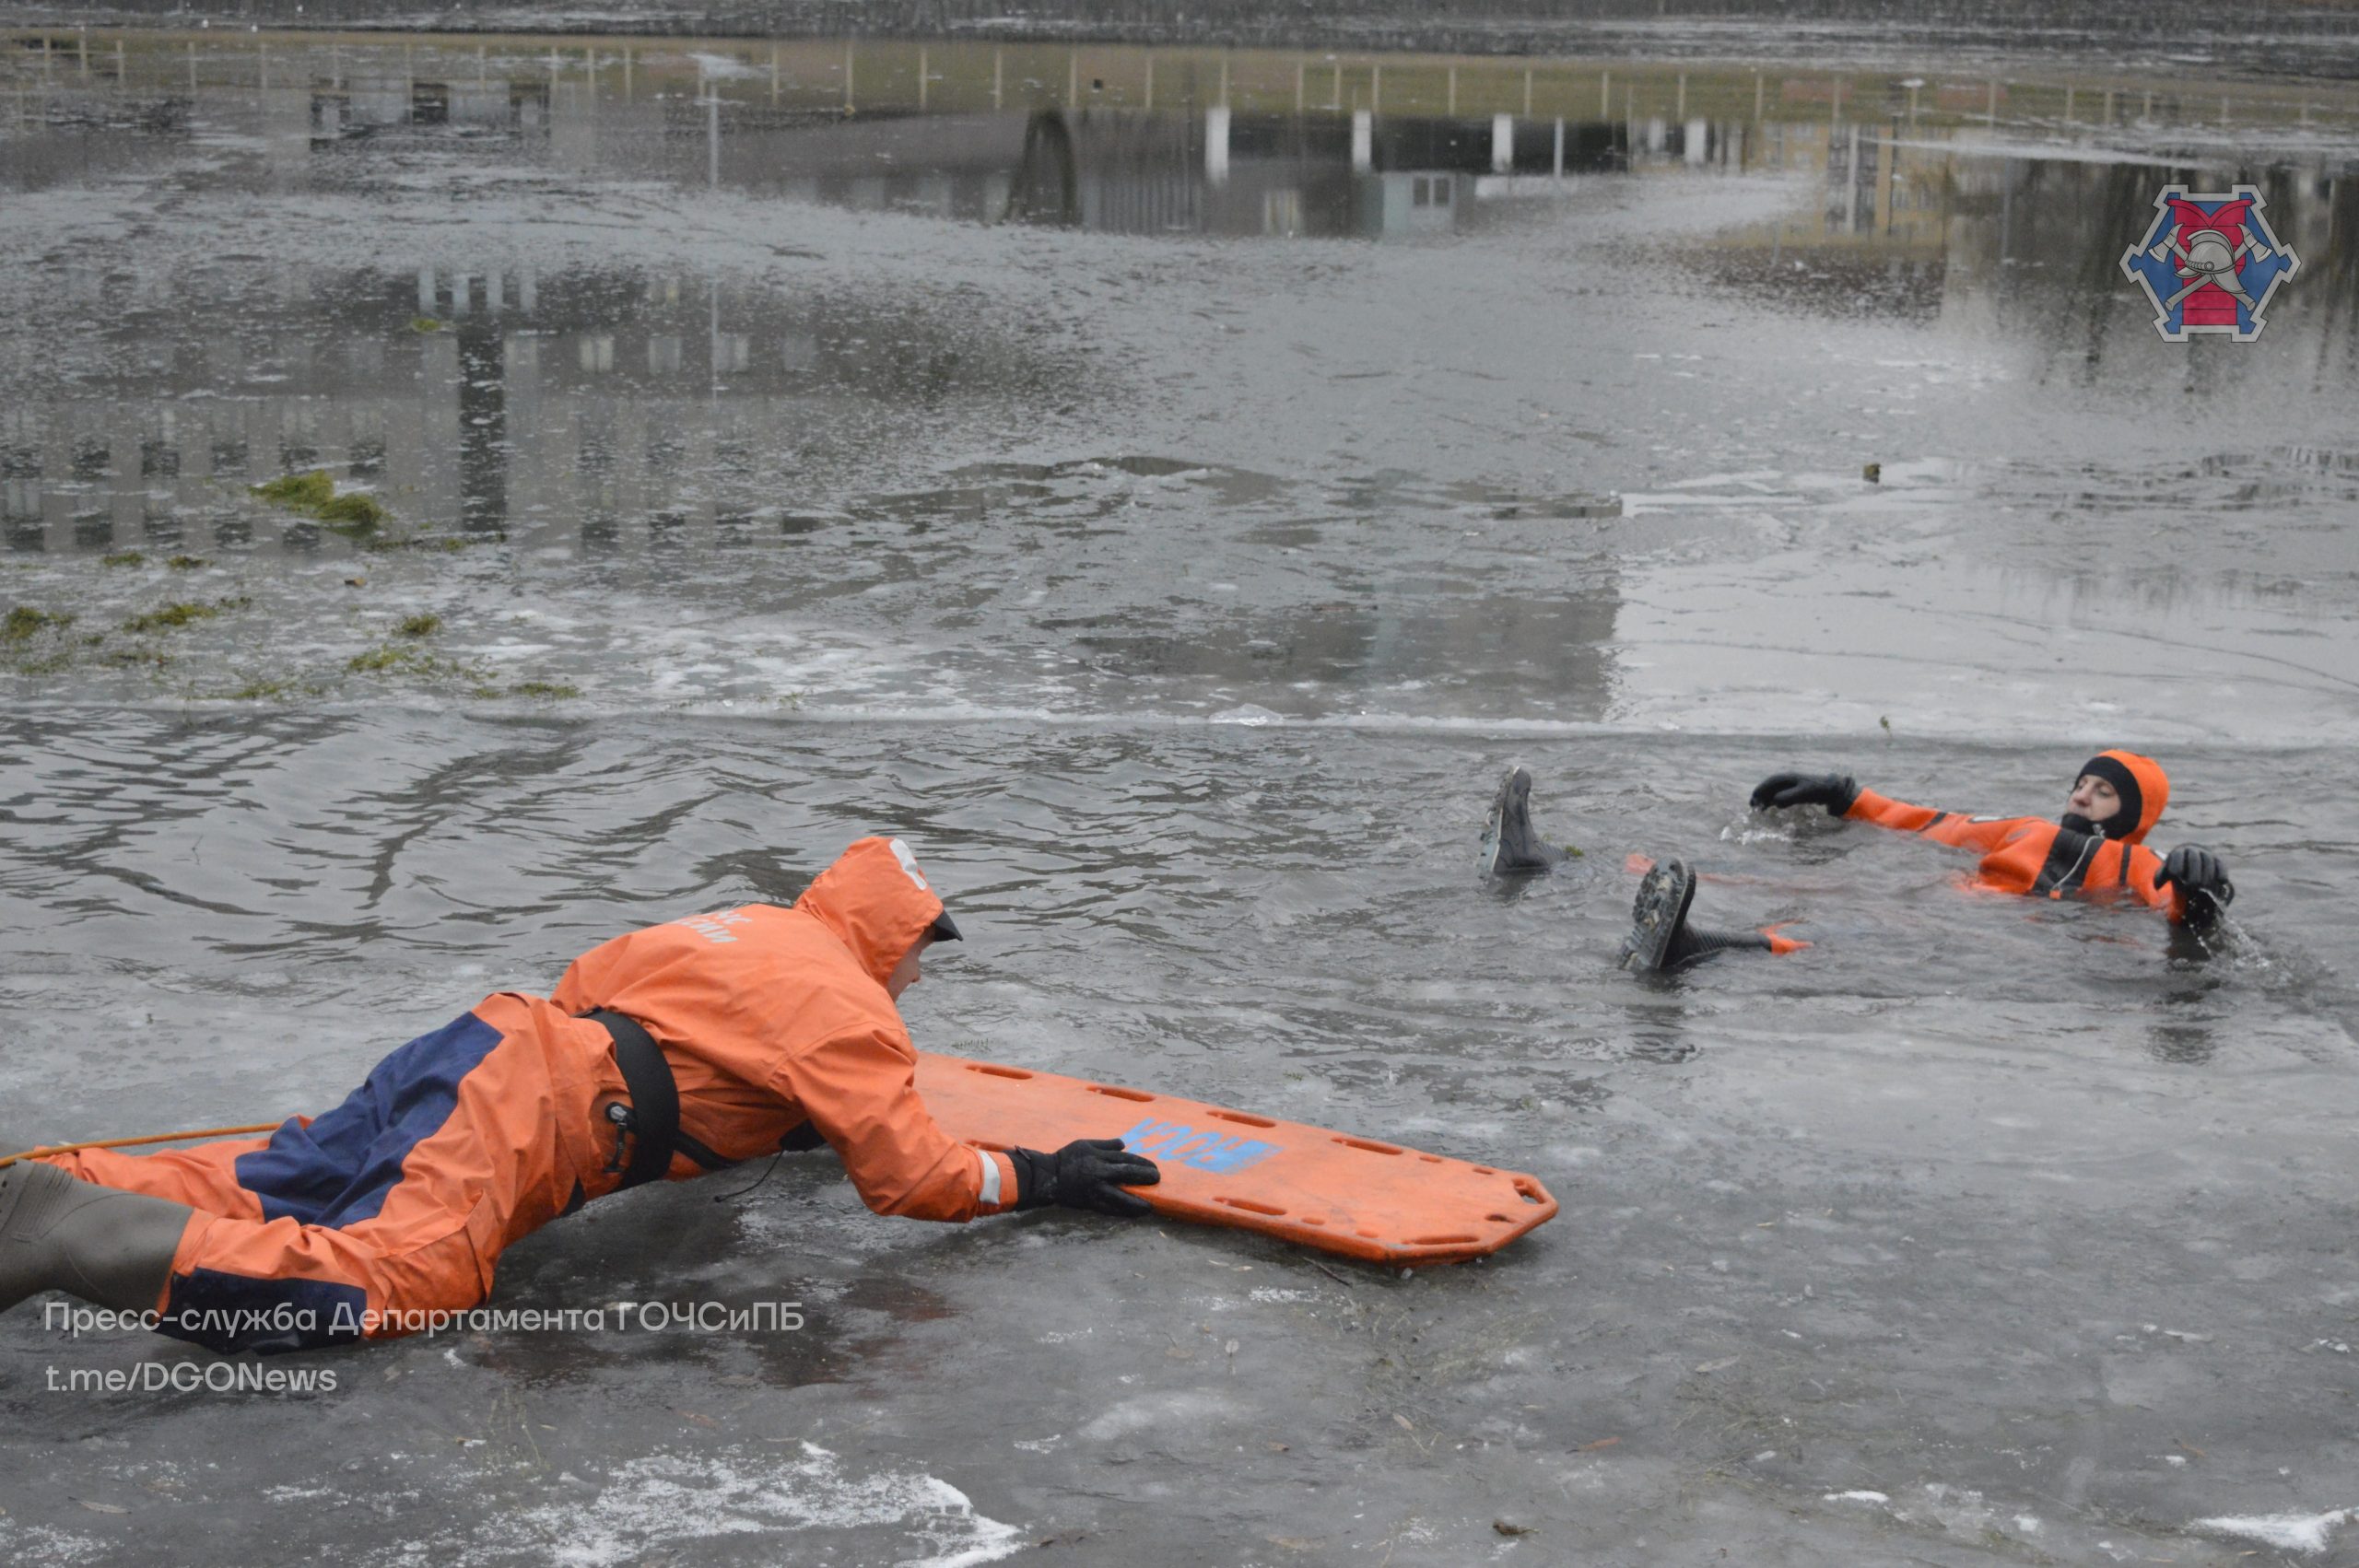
(2082, 749, 2170, 846)
(793, 837, 949, 989)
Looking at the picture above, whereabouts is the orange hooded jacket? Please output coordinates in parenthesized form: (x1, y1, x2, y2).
(1843, 750, 2201, 920)
(43, 837, 1015, 1353)
(551, 837, 1018, 1220)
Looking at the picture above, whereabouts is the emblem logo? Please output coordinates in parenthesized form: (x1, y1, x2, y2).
(1119, 1117, 1282, 1175)
(2118, 183, 2299, 343)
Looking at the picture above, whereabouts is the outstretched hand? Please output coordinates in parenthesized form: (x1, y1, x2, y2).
(2154, 845, 2233, 905)
(1750, 771, 1860, 815)
(1010, 1137, 1162, 1217)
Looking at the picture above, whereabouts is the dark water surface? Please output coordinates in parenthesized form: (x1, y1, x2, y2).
(4, 28, 2359, 1568)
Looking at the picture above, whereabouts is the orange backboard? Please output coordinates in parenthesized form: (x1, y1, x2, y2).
(916, 1052, 1557, 1267)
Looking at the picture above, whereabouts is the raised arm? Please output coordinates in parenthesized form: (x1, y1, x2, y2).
(1751, 770, 2028, 854)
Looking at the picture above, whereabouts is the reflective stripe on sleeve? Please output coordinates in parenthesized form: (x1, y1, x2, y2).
(976, 1148, 1002, 1207)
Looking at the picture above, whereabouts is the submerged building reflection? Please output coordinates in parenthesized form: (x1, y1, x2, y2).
(2, 31, 2354, 560)
(0, 262, 1072, 554)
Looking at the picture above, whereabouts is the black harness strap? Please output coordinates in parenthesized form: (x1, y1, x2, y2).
(2032, 827, 2098, 898)
(587, 1010, 691, 1188)
(583, 1010, 814, 1185)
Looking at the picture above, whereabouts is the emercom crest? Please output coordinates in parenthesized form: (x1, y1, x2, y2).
(2118, 183, 2300, 343)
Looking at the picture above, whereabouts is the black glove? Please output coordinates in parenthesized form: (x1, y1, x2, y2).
(2155, 845, 2234, 925)
(1008, 1138, 1161, 1217)
(1750, 770, 1860, 816)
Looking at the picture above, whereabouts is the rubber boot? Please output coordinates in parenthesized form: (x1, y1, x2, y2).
(1619, 860, 1775, 973)
(0, 1162, 193, 1315)
(1665, 925, 1777, 967)
(1481, 766, 1569, 877)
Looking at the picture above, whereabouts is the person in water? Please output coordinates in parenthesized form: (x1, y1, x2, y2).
(0, 838, 1161, 1354)
(1483, 750, 2235, 973)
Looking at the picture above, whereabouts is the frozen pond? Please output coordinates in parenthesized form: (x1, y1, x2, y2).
(3, 27, 2358, 1567)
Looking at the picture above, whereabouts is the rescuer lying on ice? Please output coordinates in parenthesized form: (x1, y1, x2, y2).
(1482, 750, 2235, 973)
(0, 837, 1160, 1354)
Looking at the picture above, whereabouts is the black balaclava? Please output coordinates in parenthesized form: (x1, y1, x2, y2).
(2060, 753, 2142, 841)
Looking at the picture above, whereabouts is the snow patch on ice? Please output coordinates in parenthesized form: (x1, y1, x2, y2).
(2194, 1509, 2351, 1554)
(409, 1443, 1023, 1568)
(0, 1523, 112, 1565)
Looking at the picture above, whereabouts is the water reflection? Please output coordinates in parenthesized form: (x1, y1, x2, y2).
(4, 38, 2353, 549)
(2146, 959, 2227, 1062)
(6, 30, 2353, 357)
(1699, 135, 2355, 363)
(0, 261, 1078, 545)
(985, 106, 1644, 237)
(9, 34, 2357, 244)
(3, 29, 2357, 727)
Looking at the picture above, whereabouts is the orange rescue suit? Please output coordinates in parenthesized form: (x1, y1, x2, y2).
(41, 837, 1016, 1352)
(1843, 750, 2200, 921)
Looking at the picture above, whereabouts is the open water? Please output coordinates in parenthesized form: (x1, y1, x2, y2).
(2, 25, 2358, 1567)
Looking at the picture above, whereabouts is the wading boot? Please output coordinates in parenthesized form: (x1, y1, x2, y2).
(1481, 766, 1569, 877)
(0, 1162, 193, 1315)
(1619, 860, 1776, 973)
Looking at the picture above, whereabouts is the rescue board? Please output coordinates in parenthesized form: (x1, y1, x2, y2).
(915, 1052, 1557, 1267)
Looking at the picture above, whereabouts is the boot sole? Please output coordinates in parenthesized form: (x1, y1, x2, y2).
(1621, 859, 1697, 973)
(1480, 766, 1521, 877)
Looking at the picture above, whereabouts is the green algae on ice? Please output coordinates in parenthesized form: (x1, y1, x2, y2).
(3, 605, 73, 644)
(252, 471, 392, 536)
(122, 596, 249, 634)
(123, 602, 217, 633)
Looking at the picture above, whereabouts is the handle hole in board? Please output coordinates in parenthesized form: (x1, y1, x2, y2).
(1209, 1109, 1277, 1129)
(1215, 1196, 1285, 1217)
(1333, 1136, 1402, 1156)
(1086, 1084, 1155, 1103)
(969, 1064, 1033, 1081)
